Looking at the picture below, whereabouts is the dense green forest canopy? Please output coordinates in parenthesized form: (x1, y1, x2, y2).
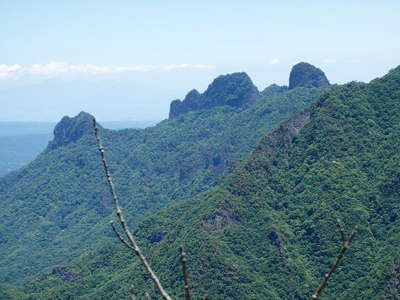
(15, 65, 400, 299)
(0, 63, 328, 288)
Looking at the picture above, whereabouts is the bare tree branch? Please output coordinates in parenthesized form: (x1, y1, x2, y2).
(311, 225, 358, 299)
(93, 117, 173, 300)
(179, 246, 193, 300)
(110, 221, 135, 250)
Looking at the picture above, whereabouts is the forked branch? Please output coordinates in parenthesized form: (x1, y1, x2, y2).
(110, 221, 135, 250)
(311, 224, 358, 299)
(93, 117, 173, 300)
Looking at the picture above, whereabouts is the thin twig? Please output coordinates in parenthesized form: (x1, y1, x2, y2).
(93, 117, 173, 300)
(311, 226, 358, 299)
(336, 219, 345, 242)
(110, 221, 135, 250)
(179, 246, 193, 300)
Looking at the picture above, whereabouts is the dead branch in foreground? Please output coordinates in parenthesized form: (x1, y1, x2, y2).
(311, 220, 358, 299)
(93, 117, 172, 300)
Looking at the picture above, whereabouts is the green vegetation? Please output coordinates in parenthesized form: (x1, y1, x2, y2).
(0, 67, 326, 288)
(13, 66, 400, 299)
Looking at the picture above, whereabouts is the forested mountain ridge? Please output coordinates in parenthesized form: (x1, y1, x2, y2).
(0, 63, 327, 286)
(17, 65, 400, 299)
(169, 62, 330, 119)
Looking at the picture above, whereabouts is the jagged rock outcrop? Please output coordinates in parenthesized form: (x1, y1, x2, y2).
(169, 89, 201, 119)
(169, 72, 259, 119)
(47, 111, 97, 150)
(169, 63, 330, 119)
(289, 62, 330, 89)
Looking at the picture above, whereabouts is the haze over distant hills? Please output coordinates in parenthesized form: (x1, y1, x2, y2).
(0, 120, 158, 137)
(0, 120, 157, 176)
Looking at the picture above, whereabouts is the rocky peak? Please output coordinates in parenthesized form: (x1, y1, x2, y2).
(183, 89, 201, 108)
(168, 90, 201, 119)
(169, 72, 259, 119)
(289, 62, 330, 89)
(202, 72, 259, 108)
(47, 111, 97, 150)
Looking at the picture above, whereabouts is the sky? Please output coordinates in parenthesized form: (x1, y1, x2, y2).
(1, 0, 399, 121)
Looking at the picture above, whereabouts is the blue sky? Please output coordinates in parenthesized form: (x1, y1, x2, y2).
(1, 0, 399, 121)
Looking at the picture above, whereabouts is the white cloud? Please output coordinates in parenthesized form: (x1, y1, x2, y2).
(0, 64, 22, 79)
(0, 62, 215, 79)
(268, 58, 280, 65)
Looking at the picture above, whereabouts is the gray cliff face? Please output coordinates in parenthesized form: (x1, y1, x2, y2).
(289, 62, 330, 89)
(169, 72, 259, 119)
(169, 89, 201, 119)
(47, 111, 96, 150)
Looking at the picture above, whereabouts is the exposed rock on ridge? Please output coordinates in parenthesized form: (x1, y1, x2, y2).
(169, 72, 259, 119)
(169, 89, 201, 119)
(47, 111, 97, 151)
(289, 62, 330, 89)
(169, 63, 330, 119)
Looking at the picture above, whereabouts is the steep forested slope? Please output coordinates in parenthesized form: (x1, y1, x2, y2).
(21, 66, 400, 299)
(0, 64, 327, 285)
